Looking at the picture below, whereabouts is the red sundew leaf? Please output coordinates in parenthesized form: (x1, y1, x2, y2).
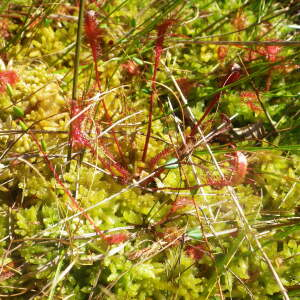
(71, 102, 85, 123)
(71, 127, 91, 150)
(186, 243, 206, 260)
(84, 10, 104, 61)
(274, 62, 300, 73)
(84, 11, 125, 161)
(267, 49, 281, 62)
(29, 16, 43, 29)
(242, 40, 281, 63)
(266, 45, 281, 56)
(0, 262, 16, 281)
(84, 10, 105, 91)
(243, 49, 258, 62)
(0, 70, 19, 93)
(240, 91, 262, 113)
(240, 91, 257, 99)
(97, 142, 131, 182)
(104, 233, 128, 245)
(265, 45, 281, 62)
(171, 197, 194, 213)
(84, 11, 100, 40)
(176, 78, 197, 96)
(232, 11, 247, 31)
(256, 40, 282, 62)
(206, 151, 248, 188)
(244, 101, 262, 113)
(157, 197, 195, 225)
(0, 19, 10, 39)
(157, 226, 182, 245)
(110, 160, 131, 183)
(230, 151, 248, 185)
(204, 150, 248, 188)
(121, 60, 140, 76)
(155, 19, 176, 55)
(217, 46, 228, 61)
(148, 146, 174, 170)
(142, 19, 176, 162)
(70, 102, 91, 150)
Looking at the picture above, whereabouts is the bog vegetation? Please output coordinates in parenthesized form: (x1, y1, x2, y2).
(0, 0, 299, 299)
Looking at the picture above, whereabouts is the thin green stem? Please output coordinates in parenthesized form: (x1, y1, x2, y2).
(66, 0, 85, 172)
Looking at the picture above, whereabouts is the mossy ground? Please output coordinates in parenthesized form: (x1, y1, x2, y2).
(0, 0, 299, 299)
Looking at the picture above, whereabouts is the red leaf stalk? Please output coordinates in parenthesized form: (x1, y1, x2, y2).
(142, 19, 175, 162)
(84, 10, 125, 162)
(190, 63, 241, 137)
(27, 126, 103, 237)
(69, 103, 130, 183)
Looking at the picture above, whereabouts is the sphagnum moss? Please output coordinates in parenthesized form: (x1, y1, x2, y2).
(0, 0, 299, 299)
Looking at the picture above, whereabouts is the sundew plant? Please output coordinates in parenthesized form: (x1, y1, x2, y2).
(0, 0, 299, 299)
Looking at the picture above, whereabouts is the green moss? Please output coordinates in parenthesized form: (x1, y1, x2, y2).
(0, 0, 299, 298)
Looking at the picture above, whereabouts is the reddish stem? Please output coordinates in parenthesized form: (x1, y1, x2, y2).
(84, 11, 126, 163)
(190, 64, 242, 137)
(26, 121, 104, 238)
(142, 19, 175, 162)
(97, 140, 131, 182)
